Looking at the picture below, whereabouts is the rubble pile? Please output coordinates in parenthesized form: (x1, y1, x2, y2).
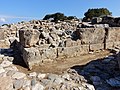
(0, 16, 120, 89)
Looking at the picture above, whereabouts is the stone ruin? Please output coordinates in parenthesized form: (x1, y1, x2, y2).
(0, 17, 120, 90)
(19, 27, 120, 69)
(0, 17, 120, 69)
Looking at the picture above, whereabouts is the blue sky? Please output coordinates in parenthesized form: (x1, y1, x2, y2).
(0, 0, 120, 24)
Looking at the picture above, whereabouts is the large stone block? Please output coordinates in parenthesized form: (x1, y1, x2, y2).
(90, 43, 104, 51)
(65, 39, 81, 47)
(38, 48, 57, 61)
(23, 47, 41, 69)
(19, 29, 40, 47)
(0, 40, 6, 48)
(106, 27, 120, 42)
(79, 45, 89, 55)
(76, 28, 105, 44)
(57, 45, 89, 58)
(57, 47, 78, 58)
(0, 40, 10, 48)
(113, 41, 120, 48)
(105, 42, 114, 49)
(0, 29, 4, 40)
(22, 47, 57, 69)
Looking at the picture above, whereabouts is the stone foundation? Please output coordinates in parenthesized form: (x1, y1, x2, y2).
(17, 27, 120, 69)
(1, 20, 120, 69)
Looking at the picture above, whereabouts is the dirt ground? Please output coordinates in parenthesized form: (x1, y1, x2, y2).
(15, 50, 112, 74)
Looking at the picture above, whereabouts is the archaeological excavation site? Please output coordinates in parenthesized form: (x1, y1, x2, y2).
(0, 15, 120, 90)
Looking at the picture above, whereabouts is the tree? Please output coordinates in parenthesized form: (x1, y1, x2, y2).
(67, 16, 77, 20)
(53, 13, 66, 21)
(83, 8, 112, 21)
(43, 14, 51, 20)
(43, 12, 77, 22)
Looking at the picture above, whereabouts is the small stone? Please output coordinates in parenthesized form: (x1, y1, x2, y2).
(23, 79, 31, 88)
(12, 72, 26, 79)
(6, 70, 16, 76)
(41, 31, 47, 38)
(31, 78, 36, 86)
(23, 86, 31, 90)
(5, 65, 18, 71)
(1, 60, 12, 67)
(89, 51, 94, 54)
(9, 37, 16, 44)
(79, 75, 87, 82)
(82, 82, 95, 90)
(37, 73, 46, 79)
(60, 84, 66, 90)
(72, 87, 79, 90)
(47, 74, 59, 81)
(62, 74, 70, 81)
(54, 77, 64, 84)
(0, 71, 6, 77)
(2, 57, 8, 61)
(0, 54, 4, 58)
(28, 72, 37, 78)
(11, 65, 18, 71)
(13, 79, 24, 90)
(78, 86, 87, 90)
(40, 79, 52, 86)
(7, 57, 14, 62)
(32, 83, 44, 90)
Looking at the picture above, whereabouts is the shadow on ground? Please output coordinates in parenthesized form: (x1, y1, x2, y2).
(0, 47, 28, 69)
(71, 52, 120, 90)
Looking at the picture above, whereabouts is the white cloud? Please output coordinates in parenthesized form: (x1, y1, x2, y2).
(0, 17, 6, 22)
(0, 15, 39, 19)
(0, 15, 40, 25)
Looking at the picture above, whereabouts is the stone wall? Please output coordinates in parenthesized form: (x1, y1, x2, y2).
(76, 27, 120, 50)
(0, 27, 18, 48)
(106, 27, 120, 48)
(0, 20, 120, 69)
(18, 27, 120, 69)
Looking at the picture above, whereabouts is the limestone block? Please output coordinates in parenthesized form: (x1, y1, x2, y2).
(0, 29, 4, 40)
(79, 45, 89, 55)
(23, 47, 41, 69)
(65, 39, 74, 47)
(76, 28, 105, 44)
(65, 39, 81, 47)
(0, 40, 10, 48)
(0, 40, 5, 48)
(106, 27, 120, 42)
(57, 47, 77, 58)
(113, 41, 120, 48)
(57, 45, 89, 58)
(38, 48, 57, 61)
(23, 47, 57, 69)
(105, 42, 114, 49)
(19, 29, 40, 47)
(90, 43, 104, 51)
